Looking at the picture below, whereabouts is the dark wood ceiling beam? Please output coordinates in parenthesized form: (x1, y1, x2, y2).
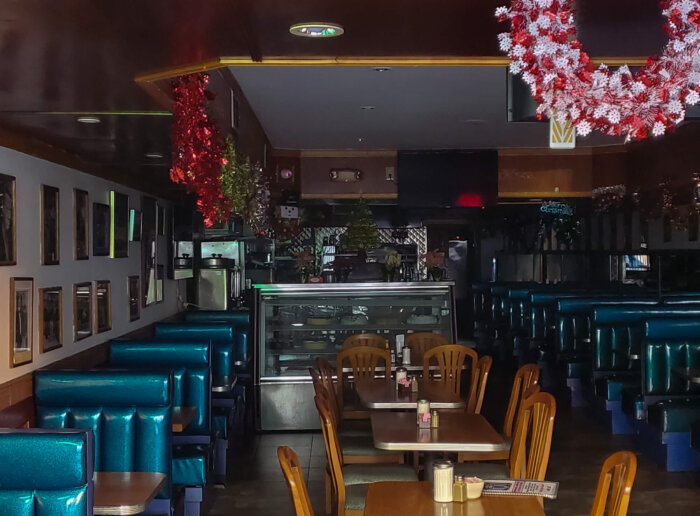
(232, 1, 263, 62)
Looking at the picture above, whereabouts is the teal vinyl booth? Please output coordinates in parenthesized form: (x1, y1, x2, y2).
(109, 341, 212, 511)
(182, 311, 251, 372)
(589, 305, 700, 434)
(0, 428, 93, 515)
(34, 370, 173, 515)
(636, 318, 700, 471)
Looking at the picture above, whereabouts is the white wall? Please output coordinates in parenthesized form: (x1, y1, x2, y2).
(0, 146, 183, 384)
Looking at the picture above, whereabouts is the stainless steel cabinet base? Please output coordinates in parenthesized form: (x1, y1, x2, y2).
(258, 382, 319, 431)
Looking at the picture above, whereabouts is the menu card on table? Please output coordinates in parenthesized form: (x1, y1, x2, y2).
(482, 479, 559, 499)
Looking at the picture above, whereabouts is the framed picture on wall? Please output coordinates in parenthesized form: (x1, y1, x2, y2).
(73, 282, 92, 341)
(41, 185, 60, 265)
(128, 275, 140, 321)
(129, 209, 142, 241)
(0, 173, 16, 265)
(156, 264, 164, 303)
(95, 280, 111, 333)
(110, 191, 129, 258)
(74, 189, 89, 260)
(157, 204, 165, 236)
(10, 277, 33, 367)
(39, 286, 62, 353)
(93, 202, 110, 256)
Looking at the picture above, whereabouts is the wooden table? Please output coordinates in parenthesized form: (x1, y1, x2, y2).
(212, 375, 238, 393)
(364, 481, 545, 516)
(93, 471, 167, 515)
(356, 380, 466, 409)
(672, 367, 700, 384)
(371, 411, 508, 481)
(172, 406, 197, 433)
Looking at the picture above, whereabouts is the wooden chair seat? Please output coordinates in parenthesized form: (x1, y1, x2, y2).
(453, 461, 510, 480)
(341, 434, 404, 464)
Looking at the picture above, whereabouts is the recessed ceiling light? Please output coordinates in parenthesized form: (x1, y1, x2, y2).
(373, 67, 392, 72)
(357, 137, 365, 142)
(77, 116, 101, 124)
(360, 106, 376, 111)
(145, 152, 164, 159)
(289, 22, 344, 38)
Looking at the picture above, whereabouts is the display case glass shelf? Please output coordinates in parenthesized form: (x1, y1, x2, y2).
(254, 282, 456, 430)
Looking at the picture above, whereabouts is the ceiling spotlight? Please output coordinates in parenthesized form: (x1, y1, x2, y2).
(373, 67, 392, 72)
(357, 137, 365, 142)
(76, 116, 101, 124)
(360, 106, 376, 111)
(289, 22, 344, 38)
(145, 152, 164, 159)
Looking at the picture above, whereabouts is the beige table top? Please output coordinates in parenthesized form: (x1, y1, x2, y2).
(172, 406, 197, 433)
(93, 471, 166, 515)
(356, 379, 466, 409)
(371, 411, 508, 452)
(364, 481, 545, 516)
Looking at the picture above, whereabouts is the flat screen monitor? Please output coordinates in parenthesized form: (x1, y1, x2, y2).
(624, 254, 651, 272)
(398, 150, 498, 208)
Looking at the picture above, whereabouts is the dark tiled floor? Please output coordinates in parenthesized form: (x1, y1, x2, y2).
(203, 372, 700, 515)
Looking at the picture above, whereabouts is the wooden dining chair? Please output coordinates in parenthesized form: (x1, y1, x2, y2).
(278, 446, 314, 516)
(423, 344, 477, 396)
(466, 355, 492, 414)
(315, 394, 417, 516)
(316, 357, 341, 418)
(509, 391, 557, 481)
(404, 332, 449, 365)
(590, 451, 637, 516)
(342, 333, 389, 349)
(503, 363, 540, 439)
(337, 346, 390, 419)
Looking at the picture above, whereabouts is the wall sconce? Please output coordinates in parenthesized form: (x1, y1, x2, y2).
(329, 169, 362, 183)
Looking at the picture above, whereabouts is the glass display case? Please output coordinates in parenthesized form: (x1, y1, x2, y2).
(254, 282, 456, 430)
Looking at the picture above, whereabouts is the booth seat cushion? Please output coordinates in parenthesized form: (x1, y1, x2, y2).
(342, 464, 418, 486)
(0, 428, 93, 516)
(647, 399, 700, 433)
(595, 375, 639, 402)
(212, 407, 231, 438)
(109, 341, 212, 435)
(345, 484, 370, 511)
(454, 462, 510, 480)
(644, 318, 700, 396)
(172, 445, 208, 487)
(564, 361, 590, 379)
(184, 310, 250, 326)
(340, 435, 403, 457)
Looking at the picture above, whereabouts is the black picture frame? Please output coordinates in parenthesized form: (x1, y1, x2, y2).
(92, 203, 110, 256)
(0, 173, 16, 265)
(41, 185, 60, 265)
(73, 282, 92, 341)
(110, 191, 129, 258)
(39, 286, 62, 353)
(74, 189, 89, 260)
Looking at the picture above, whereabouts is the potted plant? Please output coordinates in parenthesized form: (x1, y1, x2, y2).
(422, 249, 445, 281)
(293, 248, 314, 283)
(384, 250, 402, 282)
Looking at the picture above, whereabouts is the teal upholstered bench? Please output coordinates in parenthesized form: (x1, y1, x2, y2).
(109, 340, 212, 508)
(34, 370, 173, 514)
(0, 428, 93, 515)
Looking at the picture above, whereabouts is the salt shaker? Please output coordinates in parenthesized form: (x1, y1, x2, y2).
(402, 347, 411, 365)
(433, 460, 454, 502)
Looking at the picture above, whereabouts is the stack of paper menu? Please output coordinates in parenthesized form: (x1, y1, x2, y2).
(482, 479, 559, 499)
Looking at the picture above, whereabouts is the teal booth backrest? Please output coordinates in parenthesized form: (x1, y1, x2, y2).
(153, 322, 246, 376)
(0, 428, 93, 515)
(530, 292, 583, 341)
(109, 341, 211, 435)
(663, 293, 700, 305)
(557, 298, 657, 354)
(490, 285, 511, 325)
(644, 318, 700, 396)
(592, 305, 700, 372)
(184, 310, 250, 326)
(507, 289, 532, 332)
(34, 370, 172, 497)
(471, 283, 491, 320)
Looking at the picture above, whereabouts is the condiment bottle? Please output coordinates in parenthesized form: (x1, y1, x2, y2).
(431, 409, 439, 428)
(410, 376, 419, 392)
(453, 476, 467, 502)
(433, 461, 454, 502)
(417, 399, 430, 427)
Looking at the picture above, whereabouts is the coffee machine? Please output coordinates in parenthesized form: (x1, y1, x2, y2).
(197, 241, 243, 310)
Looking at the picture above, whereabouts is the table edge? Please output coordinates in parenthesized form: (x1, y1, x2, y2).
(93, 472, 167, 516)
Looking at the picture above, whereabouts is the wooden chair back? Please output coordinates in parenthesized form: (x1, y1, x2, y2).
(404, 332, 449, 366)
(590, 451, 637, 516)
(278, 446, 314, 516)
(509, 391, 556, 481)
(315, 394, 347, 515)
(423, 344, 477, 396)
(316, 357, 341, 419)
(309, 367, 321, 388)
(503, 363, 540, 438)
(337, 346, 390, 413)
(467, 355, 492, 414)
(342, 333, 388, 349)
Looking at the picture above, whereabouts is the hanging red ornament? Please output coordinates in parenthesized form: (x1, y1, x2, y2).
(170, 73, 231, 227)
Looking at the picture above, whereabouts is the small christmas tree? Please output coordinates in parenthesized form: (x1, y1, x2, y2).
(339, 198, 381, 251)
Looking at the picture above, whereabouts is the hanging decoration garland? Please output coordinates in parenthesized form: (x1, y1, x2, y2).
(496, 0, 700, 141)
(170, 73, 231, 227)
(220, 138, 255, 216)
(248, 162, 271, 234)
